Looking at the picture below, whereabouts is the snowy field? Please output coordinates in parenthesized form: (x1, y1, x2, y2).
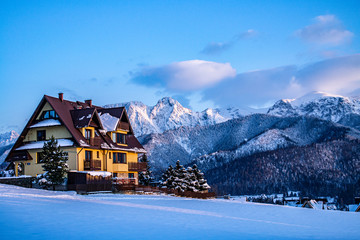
(0, 184, 359, 239)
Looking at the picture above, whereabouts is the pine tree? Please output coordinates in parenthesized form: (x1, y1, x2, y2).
(161, 165, 175, 189)
(37, 136, 68, 190)
(191, 164, 210, 192)
(138, 154, 154, 186)
(173, 160, 188, 192)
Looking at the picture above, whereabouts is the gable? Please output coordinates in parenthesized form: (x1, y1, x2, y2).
(35, 102, 54, 120)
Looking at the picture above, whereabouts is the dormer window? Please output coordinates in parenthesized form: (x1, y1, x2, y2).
(112, 133, 126, 144)
(85, 129, 92, 140)
(40, 110, 58, 120)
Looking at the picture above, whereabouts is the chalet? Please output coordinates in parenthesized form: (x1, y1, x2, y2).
(5, 93, 146, 184)
(302, 200, 325, 210)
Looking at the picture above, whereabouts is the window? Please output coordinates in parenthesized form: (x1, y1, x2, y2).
(85, 151, 92, 161)
(128, 173, 134, 179)
(37, 130, 46, 141)
(40, 110, 58, 120)
(109, 152, 112, 159)
(37, 152, 43, 164)
(113, 152, 126, 164)
(97, 151, 99, 158)
(85, 129, 91, 140)
(113, 133, 126, 144)
(113, 173, 117, 178)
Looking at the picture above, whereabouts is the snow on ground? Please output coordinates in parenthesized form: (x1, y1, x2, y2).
(0, 184, 359, 240)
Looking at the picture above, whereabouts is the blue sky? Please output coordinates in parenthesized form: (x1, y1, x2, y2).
(0, 0, 359, 132)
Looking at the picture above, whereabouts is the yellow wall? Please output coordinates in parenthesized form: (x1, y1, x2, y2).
(20, 147, 78, 177)
(24, 126, 72, 142)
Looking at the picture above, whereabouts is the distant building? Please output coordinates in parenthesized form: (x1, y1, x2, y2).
(6, 94, 146, 184)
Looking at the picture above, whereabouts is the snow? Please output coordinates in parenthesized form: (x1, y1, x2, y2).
(16, 139, 74, 150)
(79, 139, 90, 147)
(103, 97, 264, 137)
(292, 91, 347, 107)
(99, 113, 119, 131)
(29, 119, 61, 128)
(349, 204, 359, 212)
(0, 184, 359, 240)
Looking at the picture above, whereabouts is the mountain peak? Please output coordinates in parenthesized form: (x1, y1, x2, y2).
(292, 91, 348, 107)
(156, 97, 179, 107)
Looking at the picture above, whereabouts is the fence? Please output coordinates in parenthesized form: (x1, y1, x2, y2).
(67, 172, 112, 192)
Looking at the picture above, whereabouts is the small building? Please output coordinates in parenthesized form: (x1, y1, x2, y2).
(348, 204, 360, 212)
(5, 93, 146, 185)
(302, 200, 324, 210)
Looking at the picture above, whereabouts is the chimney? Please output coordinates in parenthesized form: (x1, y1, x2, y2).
(85, 99, 92, 107)
(58, 93, 64, 102)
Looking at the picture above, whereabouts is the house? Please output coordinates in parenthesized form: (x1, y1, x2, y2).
(302, 200, 324, 210)
(5, 93, 146, 184)
(348, 204, 360, 212)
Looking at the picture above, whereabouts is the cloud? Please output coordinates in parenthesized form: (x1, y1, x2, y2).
(295, 15, 353, 45)
(130, 60, 236, 91)
(200, 42, 233, 55)
(202, 54, 360, 108)
(201, 29, 258, 55)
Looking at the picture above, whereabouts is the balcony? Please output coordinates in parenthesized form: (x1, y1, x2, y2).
(84, 159, 101, 171)
(112, 178, 136, 185)
(118, 122, 130, 131)
(128, 162, 147, 172)
(86, 137, 101, 147)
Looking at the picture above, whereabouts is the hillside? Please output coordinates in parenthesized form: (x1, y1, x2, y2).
(205, 139, 360, 202)
(1, 184, 359, 240)
(139, 114, 359, 173)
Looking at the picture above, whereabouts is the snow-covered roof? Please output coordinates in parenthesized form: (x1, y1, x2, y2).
(99, 113, 119, 131)
(348, 204, 360, 212)
(16, 139, 74, 150)
(29, 119, 62, 128)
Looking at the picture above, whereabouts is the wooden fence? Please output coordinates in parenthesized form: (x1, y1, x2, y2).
(67, 172, 112, 192)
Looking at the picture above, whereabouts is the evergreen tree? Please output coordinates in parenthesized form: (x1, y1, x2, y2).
(138, 154, 154, 186)
(191, 164, 210, 192)
(161, 165, 175, 189)
(173, 160, 189, 192)
(36, 136, 68, 190)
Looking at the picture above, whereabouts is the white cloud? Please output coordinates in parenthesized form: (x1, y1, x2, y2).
(130, 60, 236, 91)
(295, 14, 353, 45)
(202, 54, 360, 107)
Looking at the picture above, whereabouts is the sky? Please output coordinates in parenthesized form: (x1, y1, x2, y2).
(0, 0, 359, 132)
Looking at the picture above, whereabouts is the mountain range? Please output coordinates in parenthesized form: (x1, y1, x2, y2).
(104, 97, 260, 137)
(1, 92, 360, 201)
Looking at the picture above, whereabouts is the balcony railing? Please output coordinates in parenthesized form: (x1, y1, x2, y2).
(112, 178, 136, 185)
(118, 122, 130, 131)
(84, 159, 101, 171)
(128, 162, 147, 172)
(86, 137, 101, 147)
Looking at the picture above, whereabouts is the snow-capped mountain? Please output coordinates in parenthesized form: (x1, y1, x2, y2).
(138, 114, 360, 172)
(268, 91, 360, 125)
(104, 97, 259, 136)
(0, 130, 19, 167)
(0, 130, 18, 147)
